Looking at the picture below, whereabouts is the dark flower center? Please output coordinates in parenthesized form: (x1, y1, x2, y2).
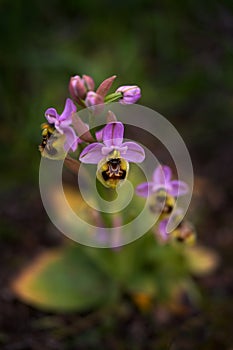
(102, 158, 127, 181)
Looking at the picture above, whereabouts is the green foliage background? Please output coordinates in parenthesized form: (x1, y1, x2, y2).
(1, 0, 233, 188)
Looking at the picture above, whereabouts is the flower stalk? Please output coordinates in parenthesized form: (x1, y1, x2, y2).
(39, 72, 196, 247)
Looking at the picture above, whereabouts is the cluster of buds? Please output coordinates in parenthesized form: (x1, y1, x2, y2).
(39, 73, 196, 246)
(68, 74, 141, 112)
(69, 74, 95, 102)
(39, 74, 141, 158)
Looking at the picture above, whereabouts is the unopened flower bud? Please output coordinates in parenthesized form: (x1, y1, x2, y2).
(106, 110, 117, 123)
(116, 85, 141, 104)
(69, 75, 86, 100)
(82, 74, 95, 91)
(69, 74, 95, 103)
(96, 75, 116, 97)
(85, 91, 104, 115)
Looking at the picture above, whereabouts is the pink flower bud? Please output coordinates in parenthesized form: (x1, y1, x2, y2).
(116, 85, 141, 104)
(85, 91, 104, 115)
(69, 74, 95, 103)
(69, 75, 86, 100)
(96, 75, 116, 97)
(83, 74, 95, 91)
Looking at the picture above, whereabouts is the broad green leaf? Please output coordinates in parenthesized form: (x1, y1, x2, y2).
(12, 246, 118, 312)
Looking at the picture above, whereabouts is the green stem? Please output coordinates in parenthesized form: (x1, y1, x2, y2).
(104, 92, 122, 103)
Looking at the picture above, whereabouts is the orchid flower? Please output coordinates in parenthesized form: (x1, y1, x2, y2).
(79, 122, 145, 188)
(136, 165, 189, 198)
(45, 98, 78, 151)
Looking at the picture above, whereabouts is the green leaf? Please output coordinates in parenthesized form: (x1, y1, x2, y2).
(12, 246, 118, 312)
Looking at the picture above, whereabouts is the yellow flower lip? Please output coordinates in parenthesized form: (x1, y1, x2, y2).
(97, 150, 129, 189)
(39, 123, 67, 160)
(172, 221, 196, 245)
(149, 189, 175, 216)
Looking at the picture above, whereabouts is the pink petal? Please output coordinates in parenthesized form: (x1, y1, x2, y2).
(59, 98, 77, 121)
(95, 127, 104, 142)
(101, 145, 115, 156)
(63, 127, 79, 152)
(122, 141, 145, 163)
(158, 219, 169, 241)
(152, 165, 172, 184)
(102, 122, 124, 147)
(135, 182, 154, 198)
(79, 143, 103, 164)
(45, 108, 58, 124)
(54, 123, 64, 134)
(60, 117, 73, 129)
(168, 180, 189, 197)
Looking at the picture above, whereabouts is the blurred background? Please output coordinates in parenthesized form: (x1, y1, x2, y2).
(0, 0, 233, 349)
